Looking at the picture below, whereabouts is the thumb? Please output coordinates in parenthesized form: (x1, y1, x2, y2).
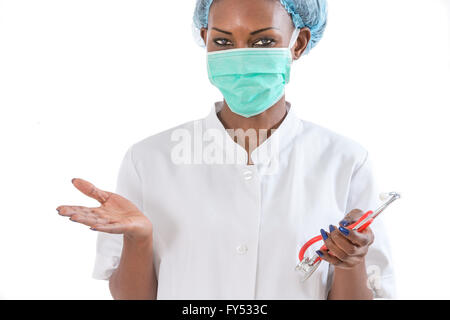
(339, 208, 365, 227)
(71, 178, 111, 204)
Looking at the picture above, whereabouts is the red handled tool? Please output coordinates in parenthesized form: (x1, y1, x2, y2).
(295, 192, 401, 282)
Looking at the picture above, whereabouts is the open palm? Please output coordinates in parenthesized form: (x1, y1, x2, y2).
(57, 178, 152, 241)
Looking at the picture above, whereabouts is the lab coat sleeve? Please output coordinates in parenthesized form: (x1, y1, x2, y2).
(92, 144, 143, 280)
(344, 151, 396, 299)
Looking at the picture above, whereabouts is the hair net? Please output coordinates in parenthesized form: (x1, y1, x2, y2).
(192, 0, 327, 54)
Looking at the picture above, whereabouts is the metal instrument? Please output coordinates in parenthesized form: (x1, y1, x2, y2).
(295, 192, 401, 282)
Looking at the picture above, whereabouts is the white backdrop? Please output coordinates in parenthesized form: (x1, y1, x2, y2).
(0, 0, 449, 299)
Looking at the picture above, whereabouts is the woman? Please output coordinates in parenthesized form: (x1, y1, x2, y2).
(57, 0, 395, 300)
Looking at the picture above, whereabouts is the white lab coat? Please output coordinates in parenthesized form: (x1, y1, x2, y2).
(92, 100, 396, 299)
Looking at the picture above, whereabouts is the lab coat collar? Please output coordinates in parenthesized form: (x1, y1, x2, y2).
(203, 100, 302, 167)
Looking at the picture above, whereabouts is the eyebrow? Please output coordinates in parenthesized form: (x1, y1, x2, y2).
(211, 27, 279, 36)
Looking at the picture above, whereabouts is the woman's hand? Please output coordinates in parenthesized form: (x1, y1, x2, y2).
(57, 178, 152, 242)
(317, 209, 374, 269)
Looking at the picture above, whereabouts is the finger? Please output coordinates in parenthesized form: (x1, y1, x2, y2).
(318, 248, 365, 269)
(57, 206, 109, 221)
(70, 213, 110, 227)
(316, 249, 342, 266)
(339, 220, 350, 227)
(337, 225, 374, 247)
(339, 208, 365, 226)
(91, 223, 126, 234)
(320, 228, 348, 261)
(328, 225, 359, 256)
(71, 178, 112, 204)
(70, 214, 97, 226)
(57, 205, 99, 217)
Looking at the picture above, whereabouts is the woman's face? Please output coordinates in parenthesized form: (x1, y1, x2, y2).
(201, 0, 310, 59)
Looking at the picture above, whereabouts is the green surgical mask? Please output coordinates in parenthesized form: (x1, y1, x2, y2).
(206, 28, 300, 118)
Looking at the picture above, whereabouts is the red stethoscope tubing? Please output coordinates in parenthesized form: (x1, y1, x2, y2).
(298, 210, 374, 264)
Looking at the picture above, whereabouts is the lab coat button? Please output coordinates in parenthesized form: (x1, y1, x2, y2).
(236, 244, 248, 254)
(243, 170, 253, 180)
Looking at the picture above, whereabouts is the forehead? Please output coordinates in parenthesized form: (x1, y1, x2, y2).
(208, 0, 293, 31)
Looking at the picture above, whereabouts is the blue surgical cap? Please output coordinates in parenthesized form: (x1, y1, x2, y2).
(192, 0, 327, 54)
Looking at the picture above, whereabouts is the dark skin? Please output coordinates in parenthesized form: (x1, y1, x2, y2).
(202, 0, 374, 299)
(57, 178, 157, 299)
(201, 0, 310, 165)
(57, 0, 374, 300)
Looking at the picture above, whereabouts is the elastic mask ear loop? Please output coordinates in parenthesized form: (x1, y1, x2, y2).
(288, 28, 301, 61)
(205, 28, 211, 53)
(288, 28, 301, 49)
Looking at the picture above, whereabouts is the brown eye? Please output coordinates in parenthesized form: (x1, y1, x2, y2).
(253, 38, 275, 47)
(213, 38, 232, 46)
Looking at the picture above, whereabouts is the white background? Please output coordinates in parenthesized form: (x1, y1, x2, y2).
(0, 0, 449, 299)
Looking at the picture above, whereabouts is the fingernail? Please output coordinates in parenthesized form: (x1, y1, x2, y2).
(71, 178, 76, 184)
(320, 229, 328, 240)
(329, 224, 335, 232)
(316, 250, 324, 257)
(339, 226, 350, 236)
(339, 220, 349, 227)
(56, 207, 60, 213)
(90, 227, 96, 231)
